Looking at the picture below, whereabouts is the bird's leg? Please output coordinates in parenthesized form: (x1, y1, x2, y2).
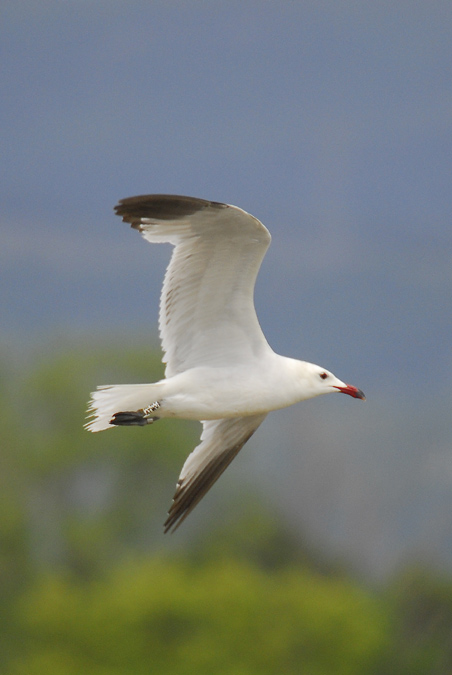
(142, 401, 161, 415)
(110, 402, 161, 427)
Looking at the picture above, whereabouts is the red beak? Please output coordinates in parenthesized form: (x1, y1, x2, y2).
(334, 384, 366, 400)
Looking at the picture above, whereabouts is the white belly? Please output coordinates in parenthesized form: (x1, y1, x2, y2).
(158, 360, 304, 420)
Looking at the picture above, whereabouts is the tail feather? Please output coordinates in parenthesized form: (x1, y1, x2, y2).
(85, 383, 161, 432)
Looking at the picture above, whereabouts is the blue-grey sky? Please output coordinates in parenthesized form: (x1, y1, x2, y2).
(3, 0, 451, 392)
(2, 1, 452, 577)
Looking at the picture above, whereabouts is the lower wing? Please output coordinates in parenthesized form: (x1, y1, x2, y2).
(164, 414, 267, 533)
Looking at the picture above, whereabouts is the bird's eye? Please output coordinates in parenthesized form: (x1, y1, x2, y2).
(319, 372, 328, 380)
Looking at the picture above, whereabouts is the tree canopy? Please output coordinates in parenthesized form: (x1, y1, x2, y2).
(1, 340, 452, 674)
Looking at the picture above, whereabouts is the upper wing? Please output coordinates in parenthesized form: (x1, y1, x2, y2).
(164, 414, 267, 533)
(115, 195, 272, 377)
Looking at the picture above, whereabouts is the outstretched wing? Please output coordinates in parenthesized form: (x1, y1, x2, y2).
(115, 195, 272, 377)
(164, 414, 267, 533)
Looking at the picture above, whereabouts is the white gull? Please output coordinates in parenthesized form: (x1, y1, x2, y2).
(86, 195, 365, 532)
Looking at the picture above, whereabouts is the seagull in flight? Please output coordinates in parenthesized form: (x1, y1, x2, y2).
(86, 195, 365, 532)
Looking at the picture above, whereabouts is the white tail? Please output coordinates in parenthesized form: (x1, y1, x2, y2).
(85, 383, 161, 432)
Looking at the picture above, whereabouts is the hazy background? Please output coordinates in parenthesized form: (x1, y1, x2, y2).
(2, 1, 452, 581)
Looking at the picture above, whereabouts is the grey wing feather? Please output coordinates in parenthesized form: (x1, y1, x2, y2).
(164, 414, 267, 533)
(115, 195, 272, 376)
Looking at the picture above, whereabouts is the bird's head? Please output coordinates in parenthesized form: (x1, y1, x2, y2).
(304, 363, 366, 401)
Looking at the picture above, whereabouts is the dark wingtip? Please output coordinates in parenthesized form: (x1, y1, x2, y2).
(114, 194, 226, 228)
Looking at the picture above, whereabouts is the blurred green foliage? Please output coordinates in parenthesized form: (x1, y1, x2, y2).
(1, 340, 452, 674)
(11, 558, 388, 675)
